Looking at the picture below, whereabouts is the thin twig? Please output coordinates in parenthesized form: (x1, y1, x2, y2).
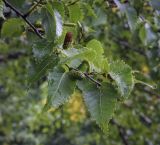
(83, 72, 101, 86)
(66, 64, 101, 86)
(23, 0, 43, 18)
(63, 22, 76, 27)
(3, 0, 43, 39)
(67, 0, 80, 6)
(143, 88, 160, 99)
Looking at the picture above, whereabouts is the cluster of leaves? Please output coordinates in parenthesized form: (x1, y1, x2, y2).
(29, 0, 135, 132)
(0, 0, 159, 136)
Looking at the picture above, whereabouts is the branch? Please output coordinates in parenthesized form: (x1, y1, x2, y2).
(139, 113, 152, 127)
(3, 0, 43, 39)
(23, 0, 43, 18)
(66, 65, 101, 86)
(143, 88, 160, 99)
(83, 72, 101, 86)
(0, 52, 28, 63)
(117, 40, 146, 57)
(111, 120, 129, 145)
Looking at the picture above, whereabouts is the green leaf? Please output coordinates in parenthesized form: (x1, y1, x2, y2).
(125, 6, 138, 31)
(42, 2, 63, 39)
(42, 6, 56, 40)
(114, 1, 139, 31)
(86, 39, 109, 72)
(83, 3, 97, 18)
(52, 1, 65, 18)
(60, 48, 96, 65)
(69, 4, 83, 23)
(44, 67, 76, 111)
(61, 40, 109, 73)
(109, 60, 134, 98)
(150, 0, 160, 10)
(86, 39, 104, 55)
(1, 18, 24, 37)
(77, 80, 118, 133)
(0, 0, 5, 19)
(29, 54, 59, 86)
(90, 6, 107, 27)
(32, 39, 54, 60)
(139, 23, 157, 46)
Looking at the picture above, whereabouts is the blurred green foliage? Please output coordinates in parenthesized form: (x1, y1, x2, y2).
(0, 0, 160, 145)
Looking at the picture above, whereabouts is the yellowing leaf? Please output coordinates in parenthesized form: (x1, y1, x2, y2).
(67, 92, 86, 122)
